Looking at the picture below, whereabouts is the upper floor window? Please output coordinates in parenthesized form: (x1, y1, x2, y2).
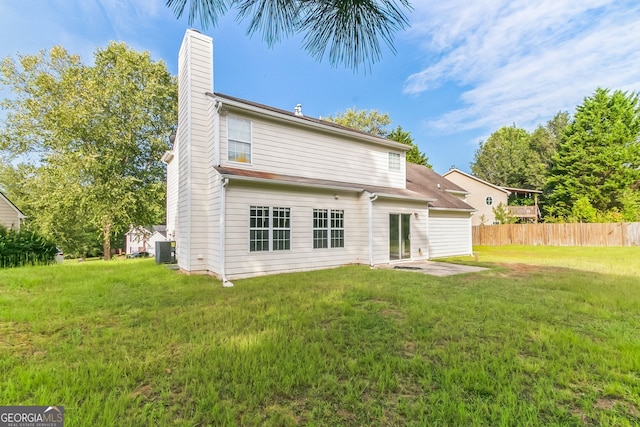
(389, 152, 401, 171)
(228, 116, 252, 163)
(485, 196, 493, 206)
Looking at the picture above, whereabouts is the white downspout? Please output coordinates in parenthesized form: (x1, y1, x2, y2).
(220, 177, 233, 287)
(213, 99, 222, 166)
(367, 192, 378, 266)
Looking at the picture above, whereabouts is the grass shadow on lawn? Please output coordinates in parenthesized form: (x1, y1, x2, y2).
(0, 259, 639, 426)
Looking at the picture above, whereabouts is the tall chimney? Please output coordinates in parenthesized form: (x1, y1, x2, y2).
(175, 29, 215, 272)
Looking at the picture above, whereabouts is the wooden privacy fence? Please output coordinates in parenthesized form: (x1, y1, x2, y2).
(473, 222, 640, 246)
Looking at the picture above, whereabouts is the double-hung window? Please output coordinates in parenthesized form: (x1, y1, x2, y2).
(249, 206, 269, 252)
(313, 209, 328, 249)
(249, 206, 290, 252)
(389, 152, 401, 171)
(330, 210, 345, 248)
(228, 116, 252, 163)
(272, 207, 291, 250)
(313, 209, 344, 249)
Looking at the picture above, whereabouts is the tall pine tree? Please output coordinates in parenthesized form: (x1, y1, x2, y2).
(545, 88, 640, 221)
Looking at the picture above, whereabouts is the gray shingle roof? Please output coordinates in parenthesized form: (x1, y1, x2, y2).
(406, 163, 475, 211)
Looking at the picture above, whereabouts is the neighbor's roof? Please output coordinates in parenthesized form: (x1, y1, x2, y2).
(406, 164, 476, 211)
(127, 225, 167, 238)
(150, 225, 167, 237)
(215, 166, 437, 203)
(0, 191, 26, 218)
(210, 92, 410, 152)
(442, 168, 511, 195)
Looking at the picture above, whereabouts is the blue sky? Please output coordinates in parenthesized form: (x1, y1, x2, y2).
(1, 0, 639, 173)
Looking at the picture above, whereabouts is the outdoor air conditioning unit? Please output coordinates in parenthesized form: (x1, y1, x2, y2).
(155, 241, 176, 264)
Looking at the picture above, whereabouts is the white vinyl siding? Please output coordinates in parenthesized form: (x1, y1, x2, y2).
(176, 30, 214, 272)
(370, 198, 429, 265)
(428, 210, 473, 258)
(224, 184, 367, 279)
(220, 112, 407, 189)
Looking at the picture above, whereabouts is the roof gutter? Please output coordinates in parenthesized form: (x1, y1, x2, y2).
(374, 192, 437, 203)
(217, 172, 365, 193)
(444, 189, 469, 196)
(428, 207, 476, 213)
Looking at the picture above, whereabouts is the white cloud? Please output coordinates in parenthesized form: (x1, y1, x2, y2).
(403, 0, 640, 134)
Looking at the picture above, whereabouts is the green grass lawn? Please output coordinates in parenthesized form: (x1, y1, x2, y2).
(1, 250, 639, 426)
(467, 246, 640, 276)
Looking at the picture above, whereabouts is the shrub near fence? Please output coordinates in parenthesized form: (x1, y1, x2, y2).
(473, 222, 640, 246)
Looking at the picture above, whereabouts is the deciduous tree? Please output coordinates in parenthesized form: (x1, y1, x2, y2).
(325, 108, 391, 136)
(0, 43, 177, 259)
(325, 109, 430, 166)
(471, 126, 533, 188)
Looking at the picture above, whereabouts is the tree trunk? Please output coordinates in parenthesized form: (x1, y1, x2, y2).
(103, 223, 112, 261)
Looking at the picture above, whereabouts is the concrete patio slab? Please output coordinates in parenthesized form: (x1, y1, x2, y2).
(375, 261, 488, 277)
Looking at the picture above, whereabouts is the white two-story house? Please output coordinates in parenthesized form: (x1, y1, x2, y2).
(164, 30, 474, 284)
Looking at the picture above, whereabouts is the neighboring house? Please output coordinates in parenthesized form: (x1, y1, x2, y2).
(443, 168, 541, 225)
(164, 30, 475, 283)
(0, 191, 26, 231)
(125, 225, 167, 256)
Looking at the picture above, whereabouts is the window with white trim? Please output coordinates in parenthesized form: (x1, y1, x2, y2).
(313, 209, 328, 249)
(331, 210, 345, 248)
(228, 116, 252, 163)
(313, 209, 344, 249)
(272, 207, 291, 250)
(249, 206, 269, 252)
(249, 206, 290, 252)
(389, 152, 401, 171)
(485, 196, 493, 206)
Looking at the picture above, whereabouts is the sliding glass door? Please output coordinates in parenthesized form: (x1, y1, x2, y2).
(389, 213, 411, 260)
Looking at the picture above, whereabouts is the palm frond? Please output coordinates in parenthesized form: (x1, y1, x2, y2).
(299, 0, 411, 70)
(165, 0, 231, 28)
(235, 0, 302, 46)
(166, 0, 412, 70)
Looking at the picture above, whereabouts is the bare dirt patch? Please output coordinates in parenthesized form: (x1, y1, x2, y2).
(131, 383, 154, 400)
(495, 263, 569, 279)
(0, 321, 34, 355)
